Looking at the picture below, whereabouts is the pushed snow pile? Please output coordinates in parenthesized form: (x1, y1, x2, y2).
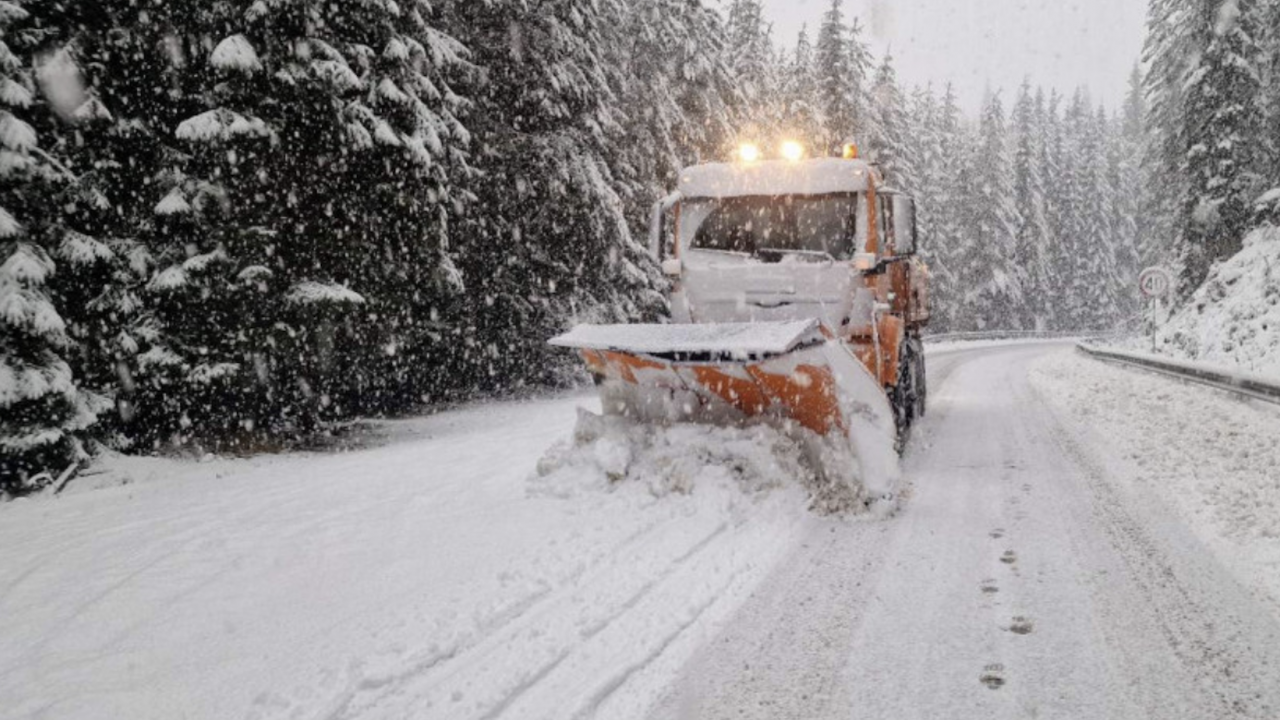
(1159, 226, 1280, 378)
(532, 409, 868, 514)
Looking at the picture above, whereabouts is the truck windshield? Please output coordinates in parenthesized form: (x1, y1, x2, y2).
(683, 195, 858, 260)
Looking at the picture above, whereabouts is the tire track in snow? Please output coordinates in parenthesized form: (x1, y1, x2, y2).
(275, 509, 689, 720)
(1037, 386, 1280, 719)
(316, 510, 734, 720)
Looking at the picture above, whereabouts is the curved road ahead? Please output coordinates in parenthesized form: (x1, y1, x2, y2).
(651, 342, 1280, 720)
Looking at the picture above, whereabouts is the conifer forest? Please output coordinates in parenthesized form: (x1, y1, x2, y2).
(3, 0, 1280, 492)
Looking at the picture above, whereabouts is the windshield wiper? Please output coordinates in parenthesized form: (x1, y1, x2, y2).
(755, 248, 836, 264)
(688, 247, 753, 258)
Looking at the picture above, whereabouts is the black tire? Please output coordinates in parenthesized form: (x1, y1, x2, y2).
(890, 343, 920, 455)
(911, 337, 927, 418)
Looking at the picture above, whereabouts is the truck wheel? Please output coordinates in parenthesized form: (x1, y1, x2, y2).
(910, 338, 927, 418)
(891, 344, 919, 454)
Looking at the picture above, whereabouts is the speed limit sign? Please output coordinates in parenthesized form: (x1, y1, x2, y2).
(1139, 267, 1174, 299)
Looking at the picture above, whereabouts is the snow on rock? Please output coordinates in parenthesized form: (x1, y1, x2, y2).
(1157, 226, 1280, 378)
(210, 34, 263, 74)
(1031, 352, 1280, 608)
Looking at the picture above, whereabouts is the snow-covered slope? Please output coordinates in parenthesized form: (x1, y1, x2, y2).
(1158, 226, 1280, 377)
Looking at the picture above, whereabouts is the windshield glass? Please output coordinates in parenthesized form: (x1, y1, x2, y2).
(683, 195, 859, 260)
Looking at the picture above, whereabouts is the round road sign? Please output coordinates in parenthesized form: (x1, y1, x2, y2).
(1139, 267, 1173, 299)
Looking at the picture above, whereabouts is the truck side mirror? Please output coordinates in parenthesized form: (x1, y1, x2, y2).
(892, 195, 917, 256)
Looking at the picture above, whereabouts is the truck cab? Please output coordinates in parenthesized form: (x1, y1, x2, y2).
(650, 151, 931, 440)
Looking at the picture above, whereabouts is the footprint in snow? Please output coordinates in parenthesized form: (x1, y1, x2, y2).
(1001, 550, 1018, 565)
(1008, 616, 1034, 635)
(980, 579, 999, 594)
(989, 528, 1005, 539)
(980, 663, 1006, 690)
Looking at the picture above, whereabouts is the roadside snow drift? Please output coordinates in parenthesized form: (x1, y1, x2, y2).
(1158, 226, 1280, 377)
(1031, 352, 1280, 609)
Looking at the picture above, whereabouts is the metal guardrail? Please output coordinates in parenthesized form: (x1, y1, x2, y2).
(1076, 342, 1280, 405)
(924, 330, 1097, 344)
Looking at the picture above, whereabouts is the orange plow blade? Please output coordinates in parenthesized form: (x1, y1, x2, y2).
(550, 320, 900, 501)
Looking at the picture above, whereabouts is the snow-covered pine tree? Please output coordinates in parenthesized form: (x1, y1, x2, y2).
(1122, 64, 1171, 269)
(6, 4, 159, 448)
(1093, 105, 1136, 326)
(1011, 80, 1052, 330)
(1257, 0, 1280, 221)
(906, 85, 940, 260)
(813, 0, 868, 153)
(1056, 91, 1094, 328)
(439, 0, 664, 392)
(1181, 0, 1270, 289)
(0, 2, 98, 491)
(130, 0, 473, 443)
(783, 27, 824, 146)
(865, 53, 917, 194)
(608, 0, 736, 232)
(1116, 70, 1151, 306)
(955, 92, 1023, 330)
(1141, 0, 1209, 292)
(1038, 90, 1074, 330)
(917, 84, 966, 332)
(725, 0, 782, 147)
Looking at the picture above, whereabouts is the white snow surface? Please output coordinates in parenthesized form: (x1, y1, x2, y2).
(650, 344, 1280, 719)
(1157, 226, 1280, 378)
(0, 393, 812, 720)
(678, 158, 874, 200)
(6, 345, 1280, 720)
(551, 319, 822, 356)
(1032, 351, 1280, 607)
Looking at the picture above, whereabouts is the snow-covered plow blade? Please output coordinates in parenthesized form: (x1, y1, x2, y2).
(551, 320, 900, 509)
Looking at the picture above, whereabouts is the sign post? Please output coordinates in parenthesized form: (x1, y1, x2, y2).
(1138, 267, 1174, 353)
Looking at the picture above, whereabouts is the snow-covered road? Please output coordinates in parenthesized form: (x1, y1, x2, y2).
(654, 343, 1280, 719)
(3, 343, 1279, 720)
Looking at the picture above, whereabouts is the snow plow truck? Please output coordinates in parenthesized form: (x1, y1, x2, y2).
(551, 142, 930, 508)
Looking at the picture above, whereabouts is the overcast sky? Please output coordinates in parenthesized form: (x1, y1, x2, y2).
(753, 0, 1148, 115)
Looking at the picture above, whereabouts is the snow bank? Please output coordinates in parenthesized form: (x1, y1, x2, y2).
(1157, 226, 1280, 378)
(533, 409, 869, 514)
(1031, 352, 1280, 609)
